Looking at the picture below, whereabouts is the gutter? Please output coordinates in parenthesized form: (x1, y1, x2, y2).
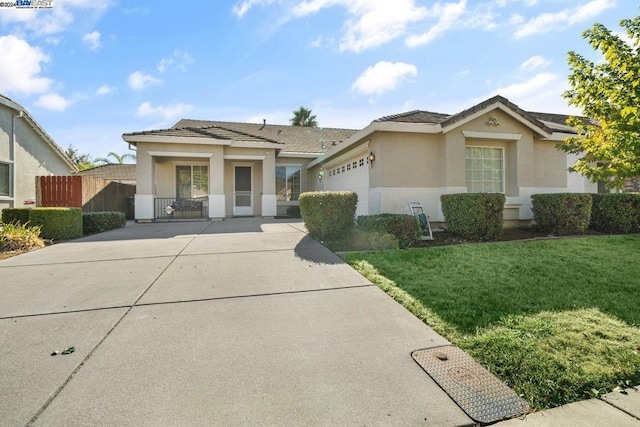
(9, 111, 23, 207)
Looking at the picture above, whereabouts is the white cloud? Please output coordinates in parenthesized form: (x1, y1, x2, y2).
(485, 72, 579, 114)
(0, 35, 52, 95)
(128, 71, 162, 90)
(352, 61, 417, 96)
(293, 0, 429, 53)
(509, 13, 524, 25)
(406, 0, 467, 47)
(82, 31, 101, 50)
(514, 0, 615, 39)
(233, 0, 275, 18)
(157, 50, 194, 73)
(520, 55, 550, 72)
(613, 31, 634, 47)
(96, 84, 115, 96)
(136, 102, 194, 121)
(34, 93, 74, 111)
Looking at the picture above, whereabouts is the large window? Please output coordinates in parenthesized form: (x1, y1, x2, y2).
(0, 162, 9, 197)
(465, 147, 504, 193)
(176, 165, 208, 198)
(276, 166, 301, 201)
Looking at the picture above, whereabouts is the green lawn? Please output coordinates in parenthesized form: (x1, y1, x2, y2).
(345, 235, 640, 410)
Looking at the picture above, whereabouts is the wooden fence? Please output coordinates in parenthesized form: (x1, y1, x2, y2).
(36, 176, 136, 219)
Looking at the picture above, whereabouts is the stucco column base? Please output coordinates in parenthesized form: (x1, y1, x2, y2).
(209, 194, 225, 219)
(135, 194, 154, 221)
(261, 194, 277, 217)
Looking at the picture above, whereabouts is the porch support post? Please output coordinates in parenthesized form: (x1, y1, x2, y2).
(209, 146, 225, 219)
(135, 148, 154, 222)
(262, 150, 277, 217)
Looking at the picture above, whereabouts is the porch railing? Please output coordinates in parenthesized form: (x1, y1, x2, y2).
(154, 197, 209, 220)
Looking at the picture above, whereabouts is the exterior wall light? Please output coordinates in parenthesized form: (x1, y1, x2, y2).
(368, 152, 375, 167)
(318, 169, 324, 181)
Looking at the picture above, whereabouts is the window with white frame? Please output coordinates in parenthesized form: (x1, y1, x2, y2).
(465, 147, 504, 193)
(0, 162, 10, 197)
(176, 165, 208, 198)
(276, 166, 301, 201)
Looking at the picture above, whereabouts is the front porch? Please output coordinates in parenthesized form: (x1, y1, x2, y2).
(128, 142, 279, 222)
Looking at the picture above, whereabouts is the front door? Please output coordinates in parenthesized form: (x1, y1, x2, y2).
(234, 166, 253, 216)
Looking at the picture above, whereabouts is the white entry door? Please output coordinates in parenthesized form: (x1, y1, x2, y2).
(234, 166, 253, 216)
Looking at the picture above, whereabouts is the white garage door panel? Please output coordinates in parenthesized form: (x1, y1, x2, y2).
(326, 155, 369, 216)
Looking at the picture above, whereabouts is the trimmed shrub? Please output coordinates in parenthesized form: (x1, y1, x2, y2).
(343, 229, 399, 251)
(1, 208, 31, 225)
(298, 191, 358, 241)
(590, 193, 640, 234)
(83, 211, 126, 235)
(531, 193, 592, 235)
(286, 205, 301, 218)
(28, 207, 83, 240)
(441, 193, 505, 240)
(0, 222, 45, 251)
(357, 214, 421, 249)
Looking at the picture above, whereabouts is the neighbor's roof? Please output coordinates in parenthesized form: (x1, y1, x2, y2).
(75, 164, 136, 181)
(174, 119, 358, 154)
(374, 95, 587, 135)
(0, 94, 77, 171)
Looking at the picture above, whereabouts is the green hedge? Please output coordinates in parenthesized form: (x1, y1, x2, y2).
(286, 205, 301, 218)
(298, 191, 357, 241)
(531, 193, 592, 235)
(28, 208, 83, 240)
(590, 193, 640, 234)
(357, 214, 421, 249)
(441, 193, 505, 240)
(1, 208, 30, 225)
(83, 211, 126, 235)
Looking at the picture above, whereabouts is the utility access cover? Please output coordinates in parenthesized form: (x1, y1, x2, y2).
(412, 345, 529, 425)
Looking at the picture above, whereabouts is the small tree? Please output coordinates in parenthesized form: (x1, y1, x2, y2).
(561, 15, 640, 189)
(94, 151, 136, 165)
(290, 106, 318, 127)
(65, 145, 95, 171)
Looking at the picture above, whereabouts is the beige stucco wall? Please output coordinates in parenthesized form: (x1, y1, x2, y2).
(134, 141, 294, 218)
(534, 139, 568, 188)
(0, 105, 73, 212)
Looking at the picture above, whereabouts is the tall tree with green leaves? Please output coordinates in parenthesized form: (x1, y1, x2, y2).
(561, 15, 640, 189)
(65, 145, 95, 171)
(94, 151, 137, 165)
(290, 106, 318, 127)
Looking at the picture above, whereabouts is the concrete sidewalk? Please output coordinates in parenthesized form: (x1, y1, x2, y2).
(496, 387, 640, 426)
(0, 219, 473, 426)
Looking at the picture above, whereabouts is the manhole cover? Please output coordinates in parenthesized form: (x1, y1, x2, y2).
(412, 345, 529, 424)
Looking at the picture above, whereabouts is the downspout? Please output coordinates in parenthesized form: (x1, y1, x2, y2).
(10, 111, 24, 208)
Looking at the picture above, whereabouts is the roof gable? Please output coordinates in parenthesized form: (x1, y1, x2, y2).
(439, 95, 552, 137)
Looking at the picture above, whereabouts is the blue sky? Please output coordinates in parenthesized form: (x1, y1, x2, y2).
(0, 0, 637, 159)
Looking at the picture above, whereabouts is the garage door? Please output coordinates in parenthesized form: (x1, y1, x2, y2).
(326, 154, 369, 216)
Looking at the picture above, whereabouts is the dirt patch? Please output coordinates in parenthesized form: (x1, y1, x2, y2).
(416, 228, 604, 247)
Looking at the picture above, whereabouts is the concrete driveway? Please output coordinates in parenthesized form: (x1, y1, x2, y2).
(0, 219, 472, 426)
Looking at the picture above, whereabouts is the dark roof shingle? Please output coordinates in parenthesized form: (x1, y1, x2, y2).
(75, 164, 136, 181)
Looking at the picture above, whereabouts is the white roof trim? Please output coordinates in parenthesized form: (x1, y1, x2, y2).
(278, 152, 319, 158)
(123, 135, 231, 145)
(147, 151, 214, 158)
(462, 131, 522, 140)
(223, 155, 267, 160)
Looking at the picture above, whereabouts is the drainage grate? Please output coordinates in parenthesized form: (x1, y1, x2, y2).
(412, 345, 530, 425)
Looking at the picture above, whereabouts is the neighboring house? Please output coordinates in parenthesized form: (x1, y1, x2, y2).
(75, 164, 137, 186)
(0, 95, 77, 214)
(123, 95, 596, 225)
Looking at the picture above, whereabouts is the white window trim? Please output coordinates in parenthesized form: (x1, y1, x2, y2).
(275, 164, 302, 202)
(0, 160, 12, 198)
(465, 145, 505, 193)
(176, 164, 209, 199)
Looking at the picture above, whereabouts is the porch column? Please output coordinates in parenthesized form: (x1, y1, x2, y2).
(209, 146, 225, 219)
(135, 148, 154, 221)
(262, 150, 277, 217)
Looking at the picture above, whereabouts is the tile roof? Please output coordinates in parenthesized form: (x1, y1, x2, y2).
(123, 124, 283, 144)
(75, 164, 136, 181)
(373, 95, 588, 135)
(174, 119, 358, 154)
(374, 110, 451, 124)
